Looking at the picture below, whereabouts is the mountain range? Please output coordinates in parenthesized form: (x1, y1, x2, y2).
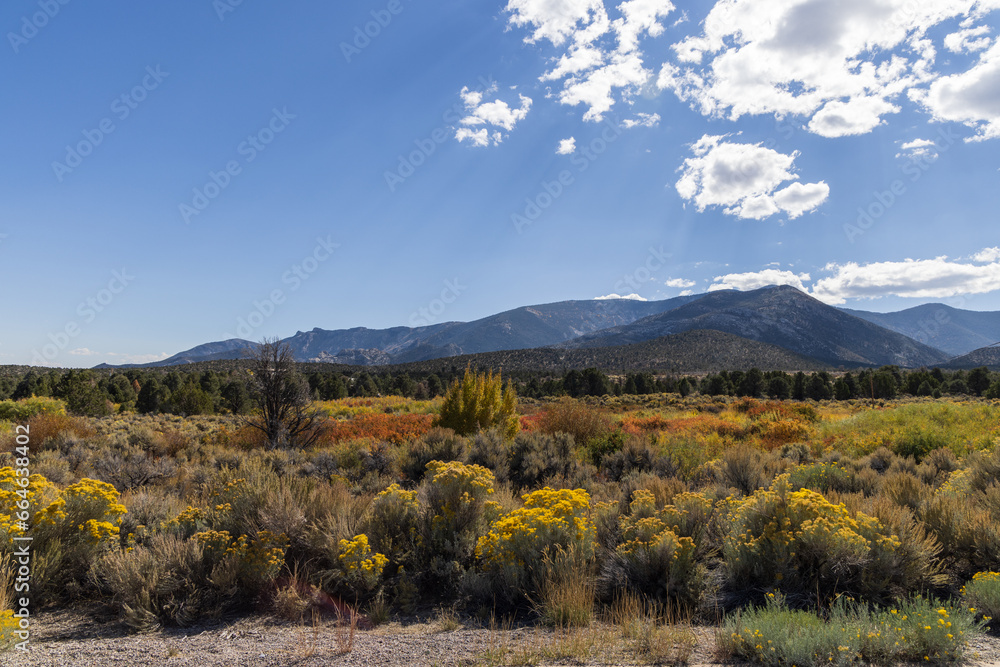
(98, 286, 1000, 372)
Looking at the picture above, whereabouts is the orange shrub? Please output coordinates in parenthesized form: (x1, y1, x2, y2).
(20, 412, 95, 448)
(325, 413, 434, 445)
(535, 399, 612, 445)
(755, 419, 811, 450)
(519, 411, 545, 432)
(654, 414, 746, 438)
(618, 413, 673, 435)
(221, 425, 270, 450)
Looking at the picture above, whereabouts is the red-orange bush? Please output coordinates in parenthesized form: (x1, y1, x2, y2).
(324, 413, 434, 445)
(618, 414, 673, 435)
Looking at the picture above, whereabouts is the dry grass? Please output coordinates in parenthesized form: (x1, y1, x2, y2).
(435, 606, 461, 632)
(477, 621, 615, 666)
(608, 590, 698, 665)
(333, 607, 358, 655)
(0, 554, 12, 612)
(534, 568, 595, 628)
(295, 609, 323, 659)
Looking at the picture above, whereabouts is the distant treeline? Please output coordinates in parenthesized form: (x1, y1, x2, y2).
(1, 362, 999, 418)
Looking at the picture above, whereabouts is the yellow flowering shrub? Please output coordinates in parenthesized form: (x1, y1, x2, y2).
(0, 396, 66, 422)
(0, 473, 126, 602)
(421, 461, 497, 570)
(0, 610, 18, 652)
(336, 534, 388, 593)
(365, 484, 419, 568)
(162, 505, 206, 537)
(477, 487, 594, 568)
(37, 478, 127, 544)
(962, 571, 1000, 624)
(0, 467, 59, 543)
(723, 474, 906, 601)
(937, 468, 972, 497)
(194, 528, 288, 583)
(599, 489, 705, 607)
(474, 487, 595, 600)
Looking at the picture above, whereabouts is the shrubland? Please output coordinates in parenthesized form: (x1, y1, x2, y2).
(1, 365, 1000, 663)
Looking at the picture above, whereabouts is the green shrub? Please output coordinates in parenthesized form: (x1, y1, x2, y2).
(962, 571, 1000, 626)
(400, 427, 467, 483)
(599, 437, 677, 482)
(98, 528, 286, 629)
(588, 430, 627, 467)
(720, 593, 981, 666)
(894, 428, 949, 462)
(921, 494, 1000, 581)
(467, 428, 511, 484)
(880, 471, 931, 510)
(508, 431, 590, 491)
(719, 444, 772, 496)
(0, 397, 67, 422)
(788, 462, 852, 494)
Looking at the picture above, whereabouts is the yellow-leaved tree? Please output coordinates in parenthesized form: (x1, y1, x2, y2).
(435, 368, 518, 439)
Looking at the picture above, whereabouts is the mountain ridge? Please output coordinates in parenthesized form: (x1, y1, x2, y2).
(561, 286, 950, 368)
(95, 286, 999, 371)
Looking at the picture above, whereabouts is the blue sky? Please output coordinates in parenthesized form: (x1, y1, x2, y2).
(1, 0, 999, 366)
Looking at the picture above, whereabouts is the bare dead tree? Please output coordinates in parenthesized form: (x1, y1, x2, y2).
(243, 338, 324, 449)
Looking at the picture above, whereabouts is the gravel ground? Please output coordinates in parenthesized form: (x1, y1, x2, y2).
(3, 608, 1000, 667)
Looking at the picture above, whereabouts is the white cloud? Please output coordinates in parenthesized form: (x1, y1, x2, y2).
(505, 0, 608, 46)
(811, 255, 1000, 304)
(557, 137, 577, 154)
(455, 128, 491, 147)
(622, 112, 661, 128)
(945, 25, 993, 53)
(675, 134, 829, 220)
(679, 289, 694, 296)
(896, 137, 940, 161)
(665, 277, 695, 288)
(709, 269, 811, 292)
(917, 40, 1000, 141)
(595, 292, 648, 300)
(973, 247, 1000, 262)
(69, 350, 171, 365)
(105, 352, 171, 365)
(506, 0, 675, 121)
(807, 96, 900, 138)
(456, 83, 533, 146)
(772, 181, 832, 219)
(659, 0, 996, 138)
